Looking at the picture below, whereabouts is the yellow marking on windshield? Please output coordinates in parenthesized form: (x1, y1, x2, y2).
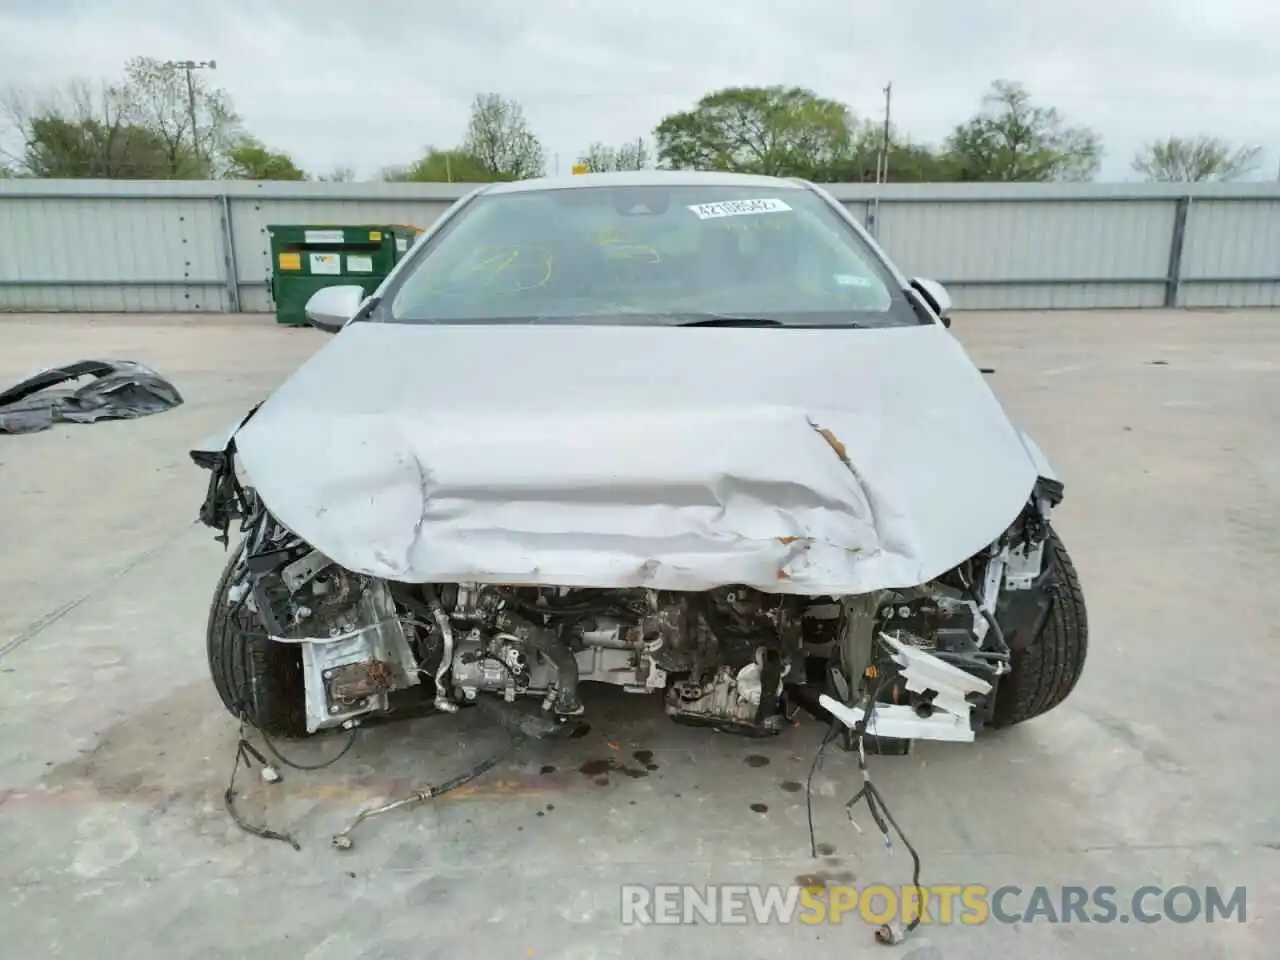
(424, 245, 555, 294)
(460, 247, 520, 277)
(473, 245, 554, 291)
(595, 227, 661, 263)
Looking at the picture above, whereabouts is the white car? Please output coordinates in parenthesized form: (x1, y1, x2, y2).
(193, 171, 1087, 751)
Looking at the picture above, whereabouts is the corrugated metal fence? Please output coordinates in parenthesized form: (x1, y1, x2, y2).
(1, 179, 1277, 312)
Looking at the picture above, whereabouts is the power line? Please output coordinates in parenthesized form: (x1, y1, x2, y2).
(876, 82, 892, 184)
(162, 60, 216, 169)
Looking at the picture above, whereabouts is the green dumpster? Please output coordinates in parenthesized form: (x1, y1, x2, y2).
(267, 224, 422, 325)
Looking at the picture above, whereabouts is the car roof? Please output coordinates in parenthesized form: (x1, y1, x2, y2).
(481, 170, 810, 195)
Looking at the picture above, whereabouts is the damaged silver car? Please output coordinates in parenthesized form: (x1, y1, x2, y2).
(192, 172, 1087, 751)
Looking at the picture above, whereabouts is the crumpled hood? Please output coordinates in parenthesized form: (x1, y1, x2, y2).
(227, 321, 1042, 594)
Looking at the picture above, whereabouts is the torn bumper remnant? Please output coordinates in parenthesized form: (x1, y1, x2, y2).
(0, 359, 183, 435)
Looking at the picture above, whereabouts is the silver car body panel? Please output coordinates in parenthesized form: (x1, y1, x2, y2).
(1015, 429, 1058, 483)
(222, 320, 1042, 595)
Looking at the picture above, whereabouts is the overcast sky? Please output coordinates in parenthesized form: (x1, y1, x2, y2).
(1, 0, 1277, 181)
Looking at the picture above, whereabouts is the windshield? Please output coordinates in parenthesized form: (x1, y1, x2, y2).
(386, 184, 921, 328)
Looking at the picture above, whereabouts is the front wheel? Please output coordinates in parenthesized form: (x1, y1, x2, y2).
(991, 527, 1089, 727)
(206, 541, 308, 738)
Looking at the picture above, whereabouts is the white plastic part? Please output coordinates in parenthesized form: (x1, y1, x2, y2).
(818, 634, 994, 743)
(880, 633, 992, 716)
(819, 694, 977, 743)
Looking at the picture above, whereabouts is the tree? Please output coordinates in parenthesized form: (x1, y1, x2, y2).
(2, 80, 176, 178)
(21, 115, 175, 178)
(576, 138, 651, 172)
(462, 94, 544, 180)
(654, 86, 855, 177)
(874, 141, 962, 182)
(391, 147, 491, 182)
(1, 60, 324, 183)
(121, 57, 241, 177)
(810, 125, 961, 183)
(2, 59, 244, 179)
(225, 136, 305, 180)
(316, 165, 356, 182)
(943, 80, 1101, 182)
(1131, 135, 1262, 182)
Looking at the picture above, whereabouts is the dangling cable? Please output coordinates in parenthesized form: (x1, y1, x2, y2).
(332, 732, 524, 850)
(841, 674, 927, 946)
(806, 719, 843, 858)
(223, 710, 300, 851)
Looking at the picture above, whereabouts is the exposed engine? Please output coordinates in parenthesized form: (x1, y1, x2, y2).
(245, 555, 1013, 737)
(226, 481, 1056, 740)
(390, 582, 815, 736)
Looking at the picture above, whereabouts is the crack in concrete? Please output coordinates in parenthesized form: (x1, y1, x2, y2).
(0, 520, 197, 661)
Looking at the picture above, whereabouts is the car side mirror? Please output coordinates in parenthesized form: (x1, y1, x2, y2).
(304, 284, 366, 333)
(911, 277, 952, 328)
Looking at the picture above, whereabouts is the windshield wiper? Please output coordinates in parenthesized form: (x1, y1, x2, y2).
(674, 315, 785, 328)
(674, 314, 867, 329)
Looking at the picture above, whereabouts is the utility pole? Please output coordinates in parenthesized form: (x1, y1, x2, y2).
(876, 82, 893, 184)
(163, 60, 217, 173)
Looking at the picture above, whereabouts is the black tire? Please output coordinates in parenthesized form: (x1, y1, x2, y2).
(206, 540, 309, 738)
(991, 527, 1088, 727)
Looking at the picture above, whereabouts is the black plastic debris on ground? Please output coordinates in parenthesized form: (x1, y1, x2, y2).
(0, 360, 183, 435)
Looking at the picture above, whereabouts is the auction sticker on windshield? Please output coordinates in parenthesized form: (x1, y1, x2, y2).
(688, 198, 793, 219)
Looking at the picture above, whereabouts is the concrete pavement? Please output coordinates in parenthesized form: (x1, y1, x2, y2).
(1, 309, 1277, 959)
